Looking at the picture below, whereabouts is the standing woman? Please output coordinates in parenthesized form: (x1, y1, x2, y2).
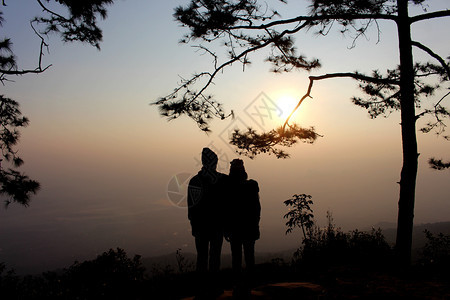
(225, 159, 261, 298)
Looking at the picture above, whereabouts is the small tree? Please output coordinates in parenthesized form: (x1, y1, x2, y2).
(283, 194, 314, 242)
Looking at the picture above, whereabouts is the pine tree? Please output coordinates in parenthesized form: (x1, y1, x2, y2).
(156, 0, 450, 265)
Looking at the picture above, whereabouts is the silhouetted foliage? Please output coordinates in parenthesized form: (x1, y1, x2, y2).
(428, 158, 450, 170)
(153, 89, 231, 133)
(283, 194, 314, 239)
(33, 0, 114, 49)
(0, 96, 40, 207)
(61, 248, 145, 299)
(2, 244, 450, 298)
(284, 197, 393, 268)
(304, 227, 393, 268)
(0, 248, 145, 300)
(298, 226, 393, 268)
(0, 262, 21, 299)
(175, 248, 195, 274)
(231, 125, 319, 158)
(420, 230, 450, 272)
(0, 0, 115, 206)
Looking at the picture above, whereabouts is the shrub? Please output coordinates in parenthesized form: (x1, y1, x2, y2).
(61, 248, 145, 299)
(420, 230, 450, 273)
(284, 196, 392, 269)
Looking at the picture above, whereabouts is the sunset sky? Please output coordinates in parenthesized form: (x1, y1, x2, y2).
(0, 0, 449, 274)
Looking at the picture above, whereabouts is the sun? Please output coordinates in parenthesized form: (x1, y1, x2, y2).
(276, 95, 299, 120)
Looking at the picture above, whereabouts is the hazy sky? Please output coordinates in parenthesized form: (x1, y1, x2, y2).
(0, 0, 449, 274)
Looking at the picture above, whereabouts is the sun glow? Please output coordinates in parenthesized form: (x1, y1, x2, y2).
(276, 95, 299, 120)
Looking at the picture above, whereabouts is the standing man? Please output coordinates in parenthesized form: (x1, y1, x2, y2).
(188, 147, 227, 298)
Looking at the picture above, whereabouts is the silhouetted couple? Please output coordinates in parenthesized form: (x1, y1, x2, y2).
(188, 148, 261, 299)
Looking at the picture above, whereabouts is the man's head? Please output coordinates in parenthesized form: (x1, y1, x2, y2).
(201, 147, 218, 170)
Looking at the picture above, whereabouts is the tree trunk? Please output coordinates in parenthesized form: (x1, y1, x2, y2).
(395, 0, 418, 267)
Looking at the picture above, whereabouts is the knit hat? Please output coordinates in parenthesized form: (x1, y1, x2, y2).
(201, 147, 218, 167)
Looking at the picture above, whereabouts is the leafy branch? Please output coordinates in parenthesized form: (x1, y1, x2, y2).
(230, 124, 319, 158)
(428, 158, 450, 170)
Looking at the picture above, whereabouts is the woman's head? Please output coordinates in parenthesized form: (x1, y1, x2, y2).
(230, 159, 248, 180)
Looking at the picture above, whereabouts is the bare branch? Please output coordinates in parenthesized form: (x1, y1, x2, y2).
(412, 41, 450, 80)
(348, 19, 374, 49)
(0, 65, 51, 76)
(435, 91, 450, 108)
(0, 22, 52, 78)
(36, 0, 68, 21)
(283, 72, 400, 128)
(0, 21, 52, 78)
(192, 45, 219, 69)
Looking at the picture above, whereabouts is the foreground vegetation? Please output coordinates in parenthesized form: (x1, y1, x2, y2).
(1, 196, 448, 298)
(1, 226, 448, 299)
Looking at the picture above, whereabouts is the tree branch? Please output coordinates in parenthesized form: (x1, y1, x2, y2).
(0, 21, 52, 77)
(412, 41, 450, 80)
(410, 10, 450, 24)
(229, 13, 397, 30)
(195, 21, 310, 100)
(309, 72, 400, 85)
(155, 20, 312, 131)
(0, 65, 51, 76)
(0, 1, 57, 81)
(435, 91, 450, 108)
(36, 0, 68, 21)
(283, 72, 400, 128)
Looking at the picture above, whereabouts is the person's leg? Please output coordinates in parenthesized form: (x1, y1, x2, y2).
(209, 233, 223, 273)
(242, 239, 256, 297)
(209, 233, 224, 296)
(230, 238, 244, 298)
(243, 239, 255, 270)
(195, 237, 209, 273)
(230, 238, 243, 274)
(194, 237, 209, 298)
